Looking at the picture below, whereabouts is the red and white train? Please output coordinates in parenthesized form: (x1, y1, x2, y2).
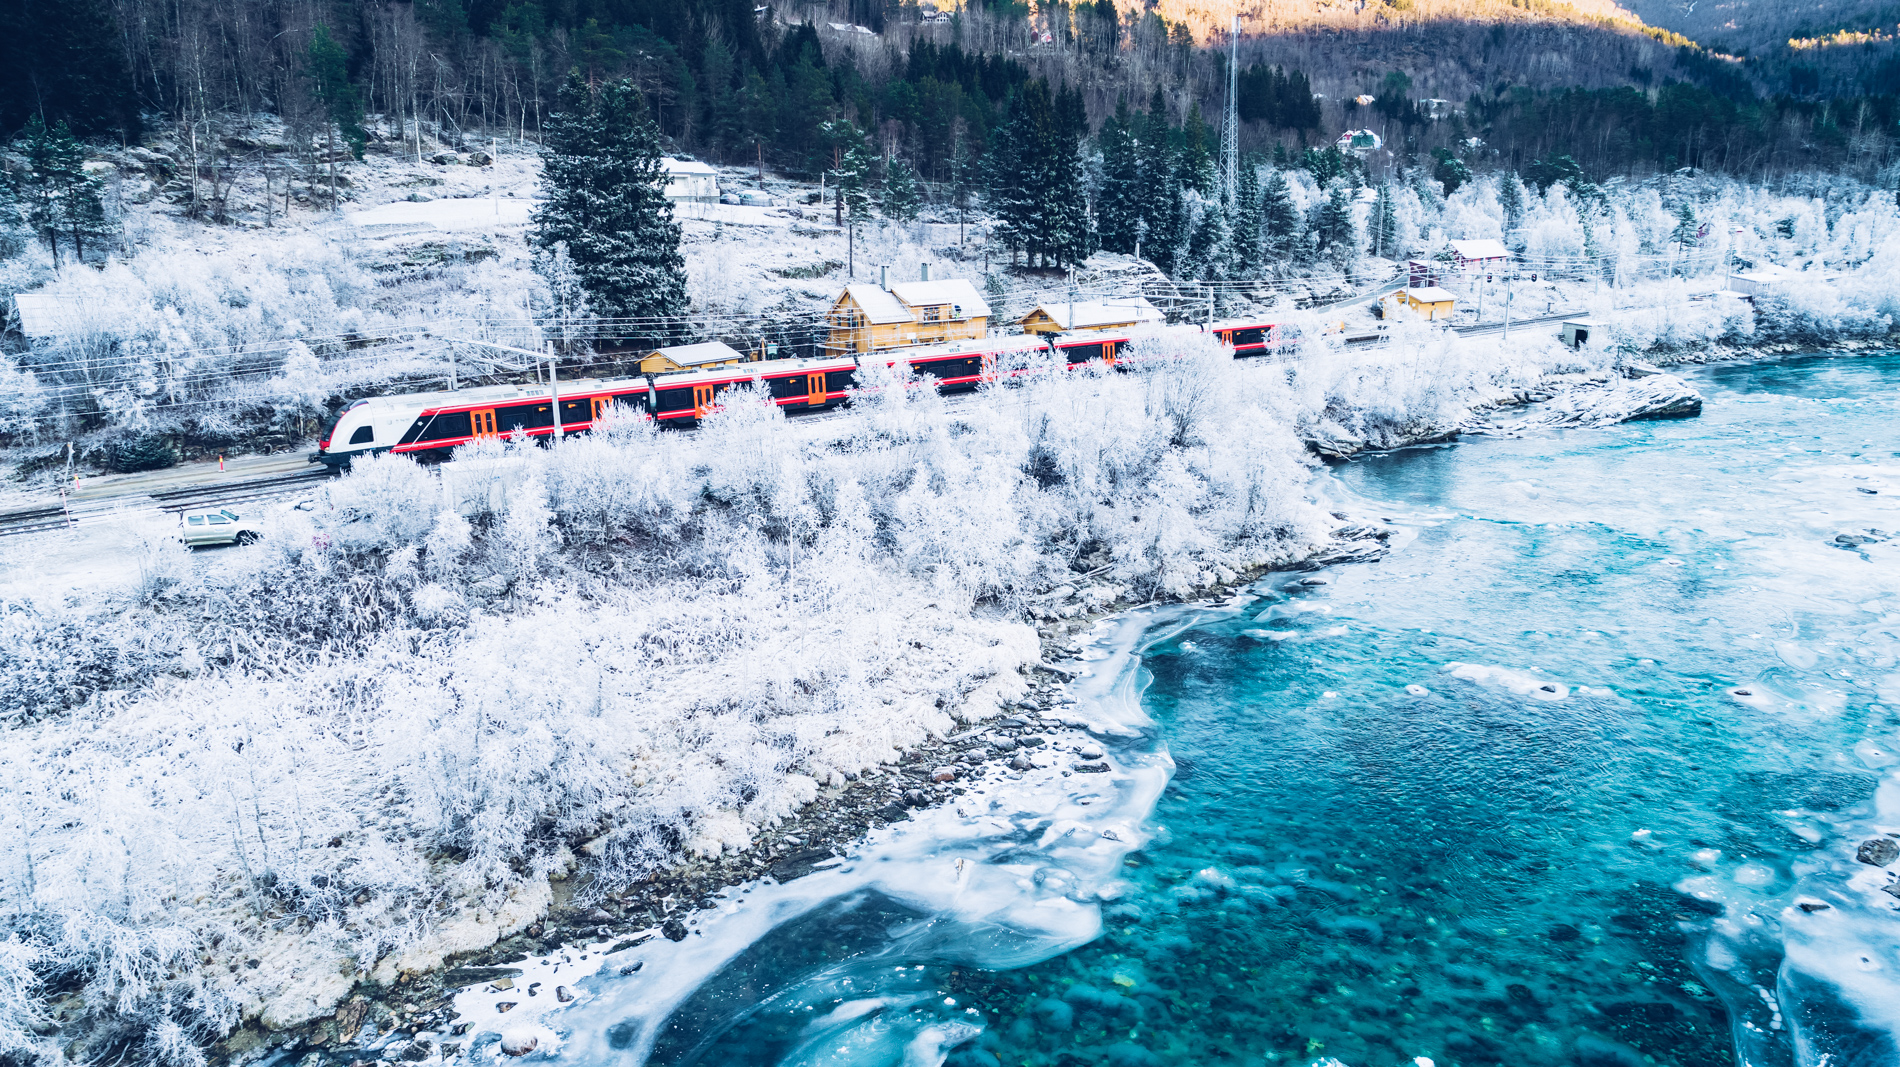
(314, 316, 1290, 469)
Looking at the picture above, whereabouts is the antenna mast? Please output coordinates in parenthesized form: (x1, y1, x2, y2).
(1223, 14, 1240, 212)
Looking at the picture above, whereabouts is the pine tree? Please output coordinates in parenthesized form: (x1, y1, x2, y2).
(1259, 168, 1301, 266)
(1096, 99, 1143, 256)
(880, 153, 923, 222)
(1499, 172, 1528, 245)
(532, 74, 688, 325)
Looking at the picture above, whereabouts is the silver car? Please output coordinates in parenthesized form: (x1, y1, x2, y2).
(179, 508, 262, 548)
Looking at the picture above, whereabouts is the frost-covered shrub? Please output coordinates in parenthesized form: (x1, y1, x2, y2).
(0, 602, 191, 725)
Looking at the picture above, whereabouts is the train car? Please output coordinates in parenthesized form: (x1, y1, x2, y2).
(1049, 331, 1134, 368)
(866, 335, 1048, 392)
(647, 355, 860, 425)
(1206, 317, 1292, 357)
(315, 376, 654, 468)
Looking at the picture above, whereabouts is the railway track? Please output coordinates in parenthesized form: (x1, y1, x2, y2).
(0, 468, 334, 539)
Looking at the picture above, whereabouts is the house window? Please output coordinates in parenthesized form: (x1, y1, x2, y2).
(922, 305, 942, 323)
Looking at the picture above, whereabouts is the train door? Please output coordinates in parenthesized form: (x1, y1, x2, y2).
(692, 384, 716, 417)
(807, 373, 827, 407)
(470, 409, 498, 439)
(591, 397, 610, 423)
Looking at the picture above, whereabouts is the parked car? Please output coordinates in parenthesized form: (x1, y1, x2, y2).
(179, 507, 263, 548)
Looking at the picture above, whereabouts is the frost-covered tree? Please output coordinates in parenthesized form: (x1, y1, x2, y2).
(879, 153, 923, 223)
(532, 73, 687, 325)
(1095, 99, 1144, 256)
(1315, 185, 1358, 267)
(1260, 168, 1301, 265)
(1671, 202, 1700, 251)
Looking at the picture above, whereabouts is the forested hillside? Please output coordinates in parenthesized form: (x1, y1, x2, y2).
(0, 0, 1892, 189)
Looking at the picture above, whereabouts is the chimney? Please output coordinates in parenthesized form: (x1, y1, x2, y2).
(920, 263, 930, 282)
(880, 265, 889, 289)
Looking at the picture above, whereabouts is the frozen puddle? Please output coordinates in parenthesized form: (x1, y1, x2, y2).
(444, 604, 1223, 1064)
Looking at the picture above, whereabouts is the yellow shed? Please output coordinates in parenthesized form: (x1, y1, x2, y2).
(826, 278, 990, 355)
(1395, 286, 1457, 321)
(639, 340, 749, 375)
(1020, 296, 1164, 335)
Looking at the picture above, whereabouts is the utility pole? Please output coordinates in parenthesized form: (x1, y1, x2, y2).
(546, 341, 561, 447)
(1502, 272, 1512, 342)
(1223, 14, 1240, 213)
(1067, 266, 1076, 335)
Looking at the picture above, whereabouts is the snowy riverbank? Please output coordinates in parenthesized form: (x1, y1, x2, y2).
(0, 331, 1889, 1067)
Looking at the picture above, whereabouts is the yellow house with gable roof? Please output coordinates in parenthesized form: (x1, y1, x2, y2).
(825, 275, 991, 354)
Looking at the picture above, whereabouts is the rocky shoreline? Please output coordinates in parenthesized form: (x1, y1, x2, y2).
(209, 339, 1894, 1066)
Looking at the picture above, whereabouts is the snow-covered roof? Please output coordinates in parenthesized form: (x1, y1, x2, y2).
(13, 293, 81, 340)
(1404, 286, 1457, 303)
(1449, 238, 1510, 261)
(650, 341, 746, 366)
(661, 158, 718, 176)
(838, 284, 913, 324)
(1024, 297, 1162, 330)
(888, 279, 990, 320)
(1734, 266, 1794, 283)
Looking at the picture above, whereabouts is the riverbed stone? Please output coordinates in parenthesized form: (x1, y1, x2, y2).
(498, 1029, 537, 1056)
(1857, 837, 1900, 866)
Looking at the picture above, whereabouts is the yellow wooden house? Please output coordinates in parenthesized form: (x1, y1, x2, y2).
(1389, 286, 1457, 321)
(1019, 296, 1163, 334)
(826, 278, 990, 355)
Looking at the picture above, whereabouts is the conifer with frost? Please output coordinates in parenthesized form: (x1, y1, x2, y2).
(879, 153, 923, 223)
(532, 74, 687, 325)
(1095, 99, 1144, 256)
(1499, 172, 1528, 247)
(1260, 168, 1301, 264)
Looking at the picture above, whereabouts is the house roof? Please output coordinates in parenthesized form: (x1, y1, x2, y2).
(1023, 296, 1162, 331)
(13, 293, 80, 340)
(1404, 286, 1457, 303)
(1448, 238, 1510, 261)
(888, 278, 990, 319)
(660, 158, 718, 176)
(650, 340, 746, 366)
(837, 284, 914, 324)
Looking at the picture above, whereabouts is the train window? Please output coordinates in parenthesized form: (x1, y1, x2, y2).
(768, 374, 806, 400)
(427, 412, 472, 441)
(611, 391, 648, 412)
(1231, 328, 1266, 347)
(497, 403, 554, 431)
(560, 399, 593, 425)
(656, 388, 692, 413)
(349, 425, 375, 445)
(1063, 344, 1104, 362)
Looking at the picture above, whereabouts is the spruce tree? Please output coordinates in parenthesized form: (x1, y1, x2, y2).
(880, 153, 923, 222)
(988, 80, 1089, 269)
(1671, 203, 1699, 251)
(1096, 99, 1143, 256)
(532, 74, 688, 324)
(1316, 186, 1358, 268)
(1137, 92, 1178, 265)
(1369, 184, 1398, 260)
(1499, 172, 1528, 245)
(1187, 196, 1234, 283)
(15, 117, 107, 267)
(1259, 168, 1301, 265)
(1231, 163, 1262, 276)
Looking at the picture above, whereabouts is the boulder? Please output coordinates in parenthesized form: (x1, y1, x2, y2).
(1856, 837, 1899, 867)
(931, 766, 957, 783)
(499, 1028, 538, 1056)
